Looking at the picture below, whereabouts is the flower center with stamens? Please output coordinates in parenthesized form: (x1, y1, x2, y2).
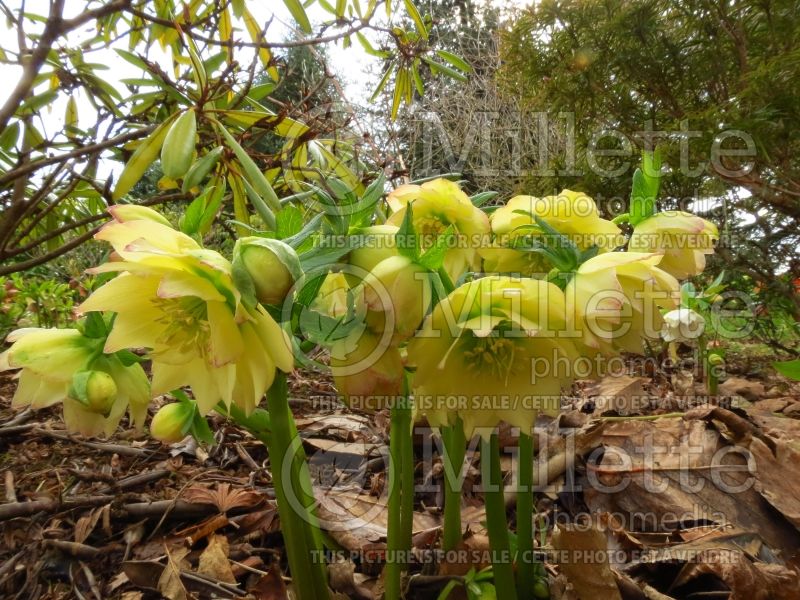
(152, 297, 210, 356)
(462, 329, 527, 382)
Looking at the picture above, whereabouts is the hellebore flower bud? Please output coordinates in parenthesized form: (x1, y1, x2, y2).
(150, 402, 194, 443)
(234, 237, 303, 305)
(69, 370, 118, 415)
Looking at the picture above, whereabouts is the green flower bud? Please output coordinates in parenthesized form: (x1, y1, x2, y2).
(150, 402, 194, 443)
(234, 237, 303, 305)
(69, 370, 118, 416)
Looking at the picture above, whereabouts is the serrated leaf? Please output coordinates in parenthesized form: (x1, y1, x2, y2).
(418, 225, 454, 271)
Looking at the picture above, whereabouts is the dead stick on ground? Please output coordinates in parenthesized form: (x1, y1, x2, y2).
(31, 428, 154, 457)
(4, 471, 16, 503)
(0, 496, 220, 521)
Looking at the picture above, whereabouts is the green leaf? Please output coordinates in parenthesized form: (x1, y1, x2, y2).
(190, 409, 216, 445)
(436, 50, 472, 73)
(82, 312, 108, 338)
(277, 205, 304, 239)
(470, 190, 498, 208)
(241, 173, 278, 231)
(403, 0, 428, 39)
(396, 202, 420, 260)
(182, 146, 224, 192)
(0, 122, 20, 151)
(680, 282, 696, 307)
(422, 57, 468, 82)
(215, 120, 282, 212)
(370, 61, 396, 102)
(629, 149, 662, 226)
(114, 48, 149, 71)
(356, 32, 390, 58)
(774, 359, 800, 381)
(113, 116, 177, 200)
(418, 225, 454, 271)
(181, 193, 206, 235)
(283, 0, 313, 33)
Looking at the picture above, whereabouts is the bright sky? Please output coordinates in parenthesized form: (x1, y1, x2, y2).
(0, 1, 532, 122)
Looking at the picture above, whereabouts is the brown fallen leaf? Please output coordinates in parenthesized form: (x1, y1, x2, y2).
(157, 546, 190, 600)
(183, 482, 264, 513)
(588, 375, 651, 415)
(671, 548, 800, 599)
(248, 565, 289, 600)
(197, 533, 236, 584)
(552, 523, 622, 600)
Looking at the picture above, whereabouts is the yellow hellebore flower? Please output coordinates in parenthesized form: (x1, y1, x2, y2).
(0, 328, 150, 437)
(330, 329, 404, 412)
(361, 255, 434, 343)
(311, 271, 361, 318)
(479, 242, 551, 277)
(79, 211, 293, 416)
(490, 189, 623, 254)
(407, 276, 579, 438)
(348, 224, 399, 279)
(628, 211, 718, 279)
(565, 252, 679, 357)
(386, 178, 490, 281)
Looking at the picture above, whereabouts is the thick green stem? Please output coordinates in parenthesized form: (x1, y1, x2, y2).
(265, 372, 329, 600)
(516, 432, 535, 600)
(399, 401, 414, 556)
(483, 434, 518, 600)
(441, 420, 466, 551)
(385, 403, 406, 600)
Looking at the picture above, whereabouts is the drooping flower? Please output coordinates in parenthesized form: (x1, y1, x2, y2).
(386, 178, 490, 281)
(0, 327, 150, 436)
(234, 237, 303, 305)
(661, 308, 705, 343)
(78, 209, 294, 415)
(361, 255, 434, 343)
(348, 224, 399, 277)
(490, 189, 623, 257)
(565, 252, 679, 356)
(478, 242, 551, 277)
(407, 276, 579, 437)
(628, 211, 718, 279)
(330, 329, 404, 412)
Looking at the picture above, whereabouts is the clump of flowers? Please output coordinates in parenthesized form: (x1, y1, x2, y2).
(78, 206, 294, 416)
(0, 322, 149, 436)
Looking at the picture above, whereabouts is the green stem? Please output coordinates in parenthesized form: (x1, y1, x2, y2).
(441, 419, 465, 551)
(483, 434, 518, 600)
(399, 400, 414, 557)
(516, 432, 535, 600)
(385, 404, 405, 600)
(265, 372, 329, 600)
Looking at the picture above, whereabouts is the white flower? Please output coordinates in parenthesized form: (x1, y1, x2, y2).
(661, 308, 705, 342)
